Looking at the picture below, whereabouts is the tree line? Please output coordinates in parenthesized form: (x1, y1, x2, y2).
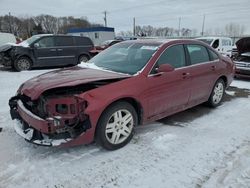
(118, 23, 246, 38)
(0, 14, 103, 39)
(0, 13, 246, 39)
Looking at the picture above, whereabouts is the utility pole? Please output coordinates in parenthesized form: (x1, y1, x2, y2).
(103, 11, 108, 27)
(133, 17, 136, 36)
(8, 12, 12, 33)
(178, 17, 181, 37)
(201, 14, 206, 36)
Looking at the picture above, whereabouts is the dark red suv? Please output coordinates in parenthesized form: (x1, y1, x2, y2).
(9, 39, 234, 150)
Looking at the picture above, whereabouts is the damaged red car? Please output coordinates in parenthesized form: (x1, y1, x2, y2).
(9, 39, 234, 150)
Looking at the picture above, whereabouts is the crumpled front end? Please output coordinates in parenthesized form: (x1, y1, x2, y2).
(0, 44, 15, 66)
(9, 93, 92, 147)
(234, 53, 250, 78)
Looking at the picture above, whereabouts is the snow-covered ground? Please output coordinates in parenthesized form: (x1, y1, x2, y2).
(0, 66, 250, 188)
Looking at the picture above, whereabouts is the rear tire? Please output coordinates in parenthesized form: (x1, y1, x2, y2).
(96, 102, 138, 150)
(14, 57, 32, 71)
(78, 55, 89, 64)
(207, 78, 225, 107)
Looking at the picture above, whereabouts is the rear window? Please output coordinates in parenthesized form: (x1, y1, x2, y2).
(75, 37, 93, 46)
(187, 44, 210, 65)
(55, 36, 74, 46)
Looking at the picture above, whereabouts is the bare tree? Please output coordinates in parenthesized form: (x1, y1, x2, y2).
(225, 23, 246, 36)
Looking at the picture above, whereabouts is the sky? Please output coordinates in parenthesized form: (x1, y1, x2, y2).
(0, 0, 250, 34)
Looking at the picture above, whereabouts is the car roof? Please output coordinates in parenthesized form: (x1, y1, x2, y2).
(33, 34, 89, 38)
(121, 38, 203, 46)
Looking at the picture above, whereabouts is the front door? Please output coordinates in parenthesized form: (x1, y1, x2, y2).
(33, 36, 57, 67)
(145, 44, 191, 120)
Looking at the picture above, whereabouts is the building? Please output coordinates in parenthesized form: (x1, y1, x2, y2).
(67, 27, 115, 46)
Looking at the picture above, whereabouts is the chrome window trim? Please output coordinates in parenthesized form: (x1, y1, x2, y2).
(148, 43, 218, 77)
(147, 43, 186, 77)
(37, 55, 75, 60)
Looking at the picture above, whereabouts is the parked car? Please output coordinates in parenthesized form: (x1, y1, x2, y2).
(90, 39, 123, 55)
(233, 37, 250, 78)
(197, 37, 233, 57)
(9, 39, 234, 150)
(0, 32, 16, 46)
(0, 32, 17, 64)
(0, 34, 94, 71)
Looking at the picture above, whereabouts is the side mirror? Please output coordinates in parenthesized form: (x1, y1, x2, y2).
(157, 64, 175, 73)
(34, 43, 40, 48)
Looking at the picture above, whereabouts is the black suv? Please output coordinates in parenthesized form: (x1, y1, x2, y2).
(0, 34, 94, 71)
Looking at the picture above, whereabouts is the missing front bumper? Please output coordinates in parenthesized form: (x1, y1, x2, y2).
(14, 121, 72, 146)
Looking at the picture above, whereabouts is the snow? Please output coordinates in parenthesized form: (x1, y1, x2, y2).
(0, 66, 250, 188)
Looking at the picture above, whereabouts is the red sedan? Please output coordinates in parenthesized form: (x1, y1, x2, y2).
(9, 39, 234, 150)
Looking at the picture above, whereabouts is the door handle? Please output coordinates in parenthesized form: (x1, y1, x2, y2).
(57, 49, 63, 51)
(211, 65, 216, 71)
(182, 72, 190, 79)
(49, 49, 56, 52)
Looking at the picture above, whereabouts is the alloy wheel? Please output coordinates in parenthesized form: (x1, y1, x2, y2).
(105, 109, 134, 145)
(17, 58, 31, 71)
(212, 82, 224, 104)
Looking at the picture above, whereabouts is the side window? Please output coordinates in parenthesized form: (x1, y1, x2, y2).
(157, 45, 186, 69)
(222, 39, 226, 46)
(95, 33, 99, 39)
(208, 49, 219, 61)
(212, 39, 219, 49)
(55, 36, 74, 46)
(222, 39, 231, 46)
(75, 37, 93, 46)
(186, 44, 210, 65)
(36, 37, 55, 48)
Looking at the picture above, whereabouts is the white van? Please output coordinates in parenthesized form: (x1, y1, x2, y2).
(0, 32, 16, 46)
(196, 37, 233, 57)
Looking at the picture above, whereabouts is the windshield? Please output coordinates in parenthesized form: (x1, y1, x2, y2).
(89, 42, 159, 75)
(20, 35, 42, 46)
(198, 39, 214, 45)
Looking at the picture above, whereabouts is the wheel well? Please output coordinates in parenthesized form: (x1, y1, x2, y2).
(219, 75, 228, 87)
(78, 54, 90, 60)
(117, 98, 143, 125)
(94, 97, 143, 140)
(16, 55, 33, 65)
(103, 98, 143, 125)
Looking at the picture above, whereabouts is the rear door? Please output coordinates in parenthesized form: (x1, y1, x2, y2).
(185, 44, 219, 106)
(75, 37, 93, 58)
(145, 44, 192, 119)
(33, 36, 57, 66)
(55, 36, 77, 65)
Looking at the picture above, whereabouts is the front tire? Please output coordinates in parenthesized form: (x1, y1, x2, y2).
(78, 55, 89, 64)
(96, 102, 138, 150)
(207, 78, 225, 107)
(14, 57, 32, 71)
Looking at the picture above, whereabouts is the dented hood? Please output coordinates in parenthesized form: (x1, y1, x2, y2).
(20, 66, 130, 100)
(0, 43, 13, 52)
